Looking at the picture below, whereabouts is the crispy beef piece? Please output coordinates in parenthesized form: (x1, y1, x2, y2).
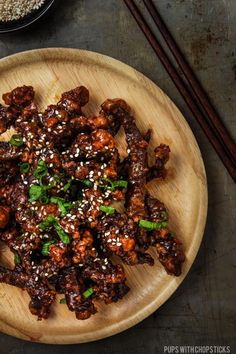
(9, 180, 28, 208)
(2, 86, 35, 108)
(0, 205, 11, 228)
(0, 265, 55, 319)
(70, 115, 109, 132)
(100, 98, 129, 136)
(41, 105, 73, 144)
(48, 241, 70, 269)
(145, 195, 185, 276)
(82, 257, 129, 303)
(147, 144, 170, 181)
(98, 213, 154, 265)
(0, 141, 23, 161)
(59, 267, 96, 320)
(0, 104, 20, 134)
(0, 161, 18, 186)
(68, 129, 117, 161)
(100, 99, 149, 222)
(57, 86, 89, 115)
(72, 229, 97, 264)
(0, 184, 14, 204)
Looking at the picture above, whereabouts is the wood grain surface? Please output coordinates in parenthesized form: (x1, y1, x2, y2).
(0, 48, 207, 344)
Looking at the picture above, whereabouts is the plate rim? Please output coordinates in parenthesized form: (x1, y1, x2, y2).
(0, 47, 208, 344)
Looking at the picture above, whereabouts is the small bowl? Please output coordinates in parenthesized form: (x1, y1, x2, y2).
(0, 0, 55, 33)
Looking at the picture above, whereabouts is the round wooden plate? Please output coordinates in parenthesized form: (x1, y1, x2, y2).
(0, 48, 207, 344)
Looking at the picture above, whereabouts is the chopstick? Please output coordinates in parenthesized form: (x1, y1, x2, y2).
(143, 0, 236, 165)
(124, 0, 236, 182)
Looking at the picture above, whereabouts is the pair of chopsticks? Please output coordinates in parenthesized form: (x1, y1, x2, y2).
(124, 0, 236, 182)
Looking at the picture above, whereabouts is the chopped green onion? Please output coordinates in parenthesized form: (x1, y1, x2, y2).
(139, 219, 168, 230)
(83, 287, 94, 299)
(9, 134, 24, 147)
(48, 174, 64, 189)
(99, 205, 116, 215)
(39, 215, 57, 230)
(19, 162, 30, 173)
(40, 195, 50, 204)
(54, 223, 70, 244)
(33, 160, 48, 181)
(112, 180, 128, 189)
(39, 215, 70, 244)
(63, 179, 72, 192)
(60, 298, 67, 304)
(98, 177, 113, 189)
(99, 178, 128, 191)
(41, 240, 55, 256)
(82, 179, 93, 188)
(50, 197, 72, 216)
(14, 253, 21, 265)
(29, 185, 45, 202)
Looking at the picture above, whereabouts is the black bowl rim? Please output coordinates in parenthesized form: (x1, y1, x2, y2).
(0, 0, 55, 33)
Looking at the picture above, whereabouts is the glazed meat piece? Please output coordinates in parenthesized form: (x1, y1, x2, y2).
(100, 98, 128, 136)
(0, 104, 20, 134)
(82, 257, 129, 304)
(0, 161, 18, 186)
(147, 144, 170, 181)
(0, 141, 23, 160)
(0, 265, 55, 320)
(145, 195, 185, 276)
(2, 85, 35, 108)
(100, 99, 148, 222)
(57, 86, 89, 115)
(69, 115, 109, 132)
(98, 213, 154, 265)
(58, 266, 96, 320)
(0, 205, 10, 228)
(72, 229, 97, 264)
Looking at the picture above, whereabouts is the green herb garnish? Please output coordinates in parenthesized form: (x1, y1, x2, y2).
(29, 185, 46, 202)
(63, 179, 72, 192)
(82, 179, 93, 188)
(139, 220, 168, 230)
(14, 253, 21, 265)
(39, 215, 57, 230)
(99, 205, 116, 215)
(99, 178, 128, 191)
(41, 240, 55, 256)
(19, 162, 30, 173)
(39, 215, 71, 244)
(50, 197, 72, 216)
(54, 223, 70, 244)
(33, 160, 48, 182)
(60, 298, 67, 304)
(9, 134, 24, 147)
(83, 287, 94, 299)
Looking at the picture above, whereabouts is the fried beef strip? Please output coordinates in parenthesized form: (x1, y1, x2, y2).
(98, 213, 153, 265)
(82, 257, 129, 303)
(147, 144, 170, 181)
(58, 266, 96, 320)
(145, 195, 185, 276)
(0, 265, 55, 319)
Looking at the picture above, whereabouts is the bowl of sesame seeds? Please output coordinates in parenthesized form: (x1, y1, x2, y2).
(0, 0, 55, 33)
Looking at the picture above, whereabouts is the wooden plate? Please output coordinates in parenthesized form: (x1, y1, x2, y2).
(0, 48, 207, 344)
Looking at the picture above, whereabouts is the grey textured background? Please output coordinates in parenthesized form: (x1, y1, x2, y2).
(0, 0, 235, 353)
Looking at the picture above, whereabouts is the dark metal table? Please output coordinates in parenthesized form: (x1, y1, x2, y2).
(0, 1, 235, 353)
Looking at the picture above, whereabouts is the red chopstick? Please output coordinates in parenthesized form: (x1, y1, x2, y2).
(124, 0, 236, 182)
